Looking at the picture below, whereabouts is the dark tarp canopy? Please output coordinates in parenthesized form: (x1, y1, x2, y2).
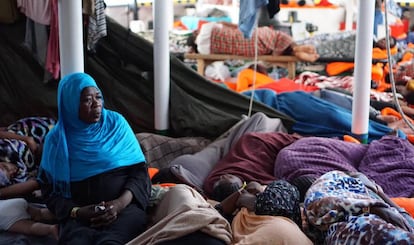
(0, 16, 294, 139)
(0, 14, 295, 245)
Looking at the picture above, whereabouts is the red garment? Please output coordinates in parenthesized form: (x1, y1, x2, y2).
(257, 77, 319, 93)
(203, 132, 301, 197)
(210, 25, 293, 57)
(45, 0, 59, 79)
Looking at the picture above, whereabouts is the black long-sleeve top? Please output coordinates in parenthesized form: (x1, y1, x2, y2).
(39, 163, 151, 222)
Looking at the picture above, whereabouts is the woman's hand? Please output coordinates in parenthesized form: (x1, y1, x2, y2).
(76, 190, 133, 227)
(89, 201, 118, 228)
(76, 204, 102, 221)
(24, 136, 38, 155)
(75, 202, 118, 228)
(91, 199, 123, 227)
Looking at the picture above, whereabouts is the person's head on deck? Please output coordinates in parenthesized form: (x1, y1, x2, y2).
(374, 36, 396, 50)
(187, 30, 199, 53)
(290, 175, 317, 203)
(212, 174, 243, 201)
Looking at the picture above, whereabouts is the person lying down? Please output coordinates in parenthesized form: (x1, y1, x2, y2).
(189, 22, 319, 63)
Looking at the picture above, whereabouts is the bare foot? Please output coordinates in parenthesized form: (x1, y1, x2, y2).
(293, 45, 317, 54)
(49, 224, 59, 241)
(388, 119, 405, 130)
(388, 119, 414, 135)
(401, 105, 414, 118)
(294, 51, 320, 62)
(376, 115, 399, 123)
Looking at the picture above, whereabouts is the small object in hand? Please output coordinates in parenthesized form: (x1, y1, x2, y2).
(94, 205, 106, 212)
(70, 207, 80, 218)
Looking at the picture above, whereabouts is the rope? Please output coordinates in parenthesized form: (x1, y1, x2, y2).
(384, 0, 414, 133)
(247, 13, 260, 118)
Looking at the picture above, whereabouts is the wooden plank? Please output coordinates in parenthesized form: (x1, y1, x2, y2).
(184, 53, 298, 62)
(184, 53, 298, 79)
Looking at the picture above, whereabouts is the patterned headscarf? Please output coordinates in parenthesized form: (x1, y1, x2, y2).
(38, 72, 145, 198)
(304, 171, 414, 243)
(255, 180, 302, 227)
(304, 170, 387, 230)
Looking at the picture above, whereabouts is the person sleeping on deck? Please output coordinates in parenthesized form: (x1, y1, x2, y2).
(151, 112, 289, 195)
(188, 22, 319, 63)
(213, 179, 313, 245)
(0, 117, 56, 199)
(304, 170, 414, 244)
(203, 132, 301, 200)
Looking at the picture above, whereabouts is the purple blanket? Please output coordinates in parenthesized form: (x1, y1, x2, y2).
(358, 136, 414, 198)
(274, 136, 414, 198)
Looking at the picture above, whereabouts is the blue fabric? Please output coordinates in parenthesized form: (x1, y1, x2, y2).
(38, 73, 145, 198)
(238, 0, 268, 38)
(373, 9, 383, 37)
(317, 89, 380, 119)
(242, 89, 404, 142)
(318, 89, 353, 110)
(408, 32, 414, 44)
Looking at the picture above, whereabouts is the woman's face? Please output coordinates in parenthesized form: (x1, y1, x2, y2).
(0, 162, 18, 184)
(79, 86, 103, 123)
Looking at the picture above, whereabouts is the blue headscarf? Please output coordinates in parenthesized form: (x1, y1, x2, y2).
(38, 72, 145, 198)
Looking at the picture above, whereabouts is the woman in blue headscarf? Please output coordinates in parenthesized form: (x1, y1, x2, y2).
(38, 72, 151, 244)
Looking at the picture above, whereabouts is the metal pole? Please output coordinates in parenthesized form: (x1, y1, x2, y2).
(351, 0, 376, 143)
(58, 0, 84, 76)
(153, 0, 173, 133)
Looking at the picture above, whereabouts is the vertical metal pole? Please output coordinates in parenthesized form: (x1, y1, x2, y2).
(133, 0, 139, 20)
(352, 0, 376, 143)
(58, 0, 84, 76)
(153, 0, 173, 133)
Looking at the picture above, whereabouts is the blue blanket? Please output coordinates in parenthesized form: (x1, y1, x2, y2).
(242, 89, 404, 142)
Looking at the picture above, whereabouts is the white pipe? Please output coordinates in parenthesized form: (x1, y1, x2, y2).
(153, 0, 172, 132)
(351, 0, 375, 144)
(58, 0, 84, 76)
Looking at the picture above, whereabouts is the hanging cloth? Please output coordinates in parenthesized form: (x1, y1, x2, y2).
(87, 0, 107, 52)
(267, 0, 280, 19)
(238, 0, 268, 38)
(45, 0, 59, 79)
(17, 0, 51, 25)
